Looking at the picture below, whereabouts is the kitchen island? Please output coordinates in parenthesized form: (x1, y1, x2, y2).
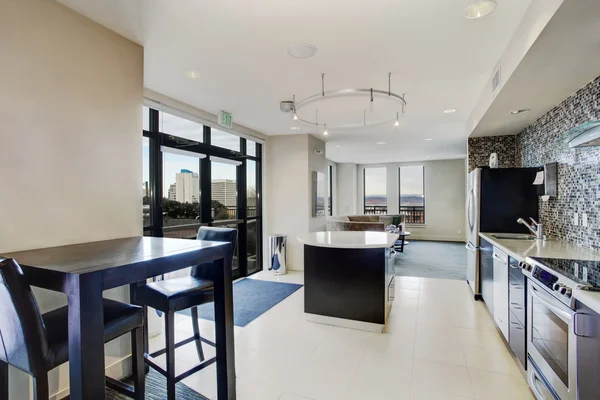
(297, 231, 398, 332)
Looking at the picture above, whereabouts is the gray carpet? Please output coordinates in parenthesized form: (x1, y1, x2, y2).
(395, 240, 466, 280)
(106, 369, 208, 399)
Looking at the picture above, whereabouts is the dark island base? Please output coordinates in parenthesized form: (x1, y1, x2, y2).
(304, 245, 394, 332)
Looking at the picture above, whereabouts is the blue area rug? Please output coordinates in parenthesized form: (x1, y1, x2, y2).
(178, 278, 303, 327)
(395, 240, 467, 280)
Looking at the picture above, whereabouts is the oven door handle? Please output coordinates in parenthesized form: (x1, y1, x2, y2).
(530, 285, 573, 323)
(529, 368, 553, 400)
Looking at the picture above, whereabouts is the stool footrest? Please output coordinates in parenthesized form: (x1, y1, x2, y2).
(149, 334, 215, 358)
(106, 376, 135, 397)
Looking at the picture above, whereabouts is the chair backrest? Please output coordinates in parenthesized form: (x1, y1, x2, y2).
(0, 258, 51, 376)
(191, 227, 238, 279)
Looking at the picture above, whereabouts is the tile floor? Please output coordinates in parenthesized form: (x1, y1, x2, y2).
(149, 272, 534, 400)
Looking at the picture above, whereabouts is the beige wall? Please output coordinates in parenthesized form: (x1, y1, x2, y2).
(336, 163, 358, 215)
(0, 0, 143, 398)
(265, 134, 327, 271)
(356, 159, 466, 242)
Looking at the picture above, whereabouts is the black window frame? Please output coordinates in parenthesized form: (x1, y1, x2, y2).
(142, 107, 263, 278)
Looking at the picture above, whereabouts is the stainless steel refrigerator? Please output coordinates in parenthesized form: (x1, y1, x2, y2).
(466, 167, 540, 298)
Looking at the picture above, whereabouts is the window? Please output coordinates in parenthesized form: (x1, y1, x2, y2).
(142, 137, 150, 227)
(328, 165, 333, 216)
(247, 160, 257, 217)
(364, 167, 386, 214)
(247, 140, 256, 157)
(399, 165, 425, 224)
(211, 128, 240, 151)
(211, 159, 238, 221)
(160, 111, 204, 142)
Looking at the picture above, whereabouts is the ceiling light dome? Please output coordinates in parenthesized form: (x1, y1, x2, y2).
(287, 44, 317, 59)
(464, 1, 496, 19)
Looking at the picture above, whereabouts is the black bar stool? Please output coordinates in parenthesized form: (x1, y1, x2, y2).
(0, 258, 145, 400)
(132, 227, 238, 400)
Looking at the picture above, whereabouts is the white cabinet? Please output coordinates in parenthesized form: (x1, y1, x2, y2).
(492, 247, 509, 341)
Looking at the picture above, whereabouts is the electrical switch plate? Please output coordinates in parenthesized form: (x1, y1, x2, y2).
(574, 212, 579, 226)
(582, 213, 588, 227)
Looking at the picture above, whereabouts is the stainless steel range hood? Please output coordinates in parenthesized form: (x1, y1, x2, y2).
(565, 121, 600, 148)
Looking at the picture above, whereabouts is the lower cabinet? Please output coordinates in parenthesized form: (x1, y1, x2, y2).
(508, 257, 527, 369)
(492, 247, 509, 341)
(480, 238, 494, 314)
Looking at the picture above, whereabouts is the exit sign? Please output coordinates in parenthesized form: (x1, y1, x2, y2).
(218, 110, 233, 129)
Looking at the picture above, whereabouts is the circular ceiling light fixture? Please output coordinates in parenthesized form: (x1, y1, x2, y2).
(185, 71, 202, 79)
(510, 108, 530, 115)
(285, 73, 407, 131)
(287, 44, 317, 59)
(464, 1, 496, 19)
(444, 108, 457, 114)
(425, 137, 434, 141)
(376, 142, 387, 145)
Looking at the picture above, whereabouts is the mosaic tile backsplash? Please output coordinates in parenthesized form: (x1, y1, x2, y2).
(468, 75, 600, 251)
(468, 135, 517, 172)
(516, 76, 600, 251)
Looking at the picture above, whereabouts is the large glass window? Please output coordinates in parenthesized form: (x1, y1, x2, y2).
(247, 140, 257, 157)
(142, 137, 150, 227)
(211, 128, 240, 151)
(364, 167, 387, 214)
(161, 111, 204, 143)
(211, 159, 238, 221)
(328, 165, 333, 216)
(162, 151, 201, 238)
(247, 160, 258, 217)
(399, 165, 425, 224)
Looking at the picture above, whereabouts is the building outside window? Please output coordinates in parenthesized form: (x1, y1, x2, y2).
(364, 167, 387, 214)
(399, 165, 425, 223)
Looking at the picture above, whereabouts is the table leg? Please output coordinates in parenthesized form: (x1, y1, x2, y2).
(67, 274, 106, 400)
(213, 253, 236, 399)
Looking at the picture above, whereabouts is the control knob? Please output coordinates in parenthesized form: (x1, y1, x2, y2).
(519, 262, 532, 272)
(553, 283, 565, 292)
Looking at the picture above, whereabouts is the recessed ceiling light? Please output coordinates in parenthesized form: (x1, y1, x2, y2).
(426, 156, 431, 158)
(444, 109, 457, 114)
(510, 109, 530, 115)
(336, 145, 342, 148)
(290, 126, 300, 130)
(464, 1, 496, 19)
(376, 142, 386, 145)
(185, 71, 201, 79)
(287, 44, 317, 59)
(425, 138, 434, 141)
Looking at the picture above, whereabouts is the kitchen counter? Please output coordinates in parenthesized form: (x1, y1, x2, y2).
(480, 232, 600, 315)
(297, 231, 399, 249)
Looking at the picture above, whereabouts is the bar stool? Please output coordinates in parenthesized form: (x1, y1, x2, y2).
(0, 258, 145, 400)
(132, 227, 238, 400)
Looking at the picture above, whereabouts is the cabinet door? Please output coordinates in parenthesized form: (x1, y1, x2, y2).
(492, 247, 509, 341)
(575, 302, 600, 400)
(480, 251, 494, 314)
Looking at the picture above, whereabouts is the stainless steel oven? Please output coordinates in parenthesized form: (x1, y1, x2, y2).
(526, 278, 576, 400)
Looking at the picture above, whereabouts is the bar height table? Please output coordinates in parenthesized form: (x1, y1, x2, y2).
(1, 236, 236, 400)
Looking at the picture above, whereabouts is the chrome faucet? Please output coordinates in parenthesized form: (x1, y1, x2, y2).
(517, 217, 544, 240)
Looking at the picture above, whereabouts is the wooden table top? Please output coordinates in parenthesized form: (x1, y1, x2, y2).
(0, 236, 228, 275)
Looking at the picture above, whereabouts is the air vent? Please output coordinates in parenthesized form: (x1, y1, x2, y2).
(491, 64, 501, 95)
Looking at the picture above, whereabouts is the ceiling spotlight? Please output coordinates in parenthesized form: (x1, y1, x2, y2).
(425, 138, 434, 141)
(394, 112, 400, 127)
(376, 142, 386, 145)
(444, 109, 457, 114)
(464, 1, 496, 19)
(336, 145, 342, 148)
(510, 109, 530, 115)
(287, 43, 317, 59)
(293, 113, 298, 120)
(185, 71, 201, 79)
(323, 124, 328, 136)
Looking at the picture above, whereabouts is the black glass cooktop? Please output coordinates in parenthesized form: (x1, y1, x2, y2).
(530, 257, 600, 289)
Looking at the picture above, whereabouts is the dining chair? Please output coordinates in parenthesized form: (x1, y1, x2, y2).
(132, 226, 237, 400)
(0, 258, 145, 400)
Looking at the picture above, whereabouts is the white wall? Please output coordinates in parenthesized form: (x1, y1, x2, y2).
(336, 163, 358, 215)
(265, 134, 327, 271)
(356, 159, 466, 242)
(0, 0, 143, 398)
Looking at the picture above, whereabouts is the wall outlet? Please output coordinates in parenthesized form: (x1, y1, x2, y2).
(574, 212, 579, 226)
(582, 213, 588, 227)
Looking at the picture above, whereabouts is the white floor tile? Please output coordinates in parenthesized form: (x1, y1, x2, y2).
(344, 373, 411, 400)
(287, 363, 354, 400)
(468, 368, 533, 400)
(463, 345, 522, 376)
(280, 393, 317, 400)
(410, 385, 473, 400)
(414, 336, 466, 366)
(355, 350, 413, 386)
(411, 359, 474, 399)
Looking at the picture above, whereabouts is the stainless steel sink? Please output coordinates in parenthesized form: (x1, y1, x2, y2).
(491, 233, 536, 240)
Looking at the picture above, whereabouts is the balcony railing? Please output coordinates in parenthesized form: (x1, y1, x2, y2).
(364, 205, 388, 215)
(400, 205, 425, 224)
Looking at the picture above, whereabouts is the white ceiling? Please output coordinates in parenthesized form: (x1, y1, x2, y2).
(59, 0, 534, 163)
(470, 0, 600, 138)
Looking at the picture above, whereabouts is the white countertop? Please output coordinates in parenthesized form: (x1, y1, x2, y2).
(297, 231, 399, 249)
(480, 232, 600, 315)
